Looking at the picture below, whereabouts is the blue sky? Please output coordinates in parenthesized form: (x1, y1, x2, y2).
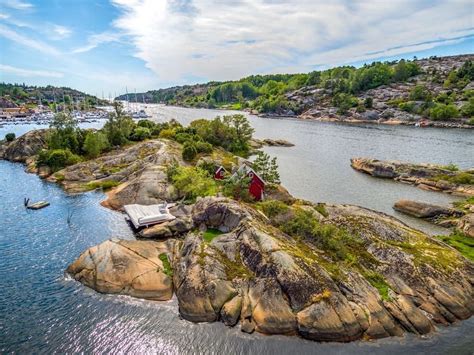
(0, 0, 473, 96)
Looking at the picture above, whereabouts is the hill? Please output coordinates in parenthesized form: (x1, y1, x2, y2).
(117, 54, 474, 127)
(0, 83, 107, 110)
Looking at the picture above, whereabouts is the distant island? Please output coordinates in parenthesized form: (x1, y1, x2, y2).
(116, 54, 474, 128)
(0, 83, 108, 112)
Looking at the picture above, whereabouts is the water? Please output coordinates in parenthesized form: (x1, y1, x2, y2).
(145, 104, 474, 235)
(1, 108, 473, 353)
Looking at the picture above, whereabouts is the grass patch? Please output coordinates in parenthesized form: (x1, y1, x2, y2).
(203, 228, 224, 243)
(435, 230, 474, 262)
(453, 196, 474, 212)
(362, 270, 391, 301)
(256, 200, 289, 218)
(433, 172, 474, 185)
(159, 253, 173, 277)
(54, 173, 65, 182)
(86, 180, 120, 190)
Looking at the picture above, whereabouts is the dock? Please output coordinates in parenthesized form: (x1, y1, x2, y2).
(26, 201, 50, 210)
(124, 203, 176, 229)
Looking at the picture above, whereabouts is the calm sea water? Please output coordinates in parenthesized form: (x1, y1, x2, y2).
(1, 107, 473, 353)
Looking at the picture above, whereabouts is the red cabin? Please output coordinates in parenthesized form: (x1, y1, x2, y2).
(246, 169, 265, 201)
(231, 164, 265, 201)
(214, 166, 227, 180)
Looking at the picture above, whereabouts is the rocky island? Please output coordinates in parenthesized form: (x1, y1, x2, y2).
(1, 112, 473, 343)
(117, 55, 474, 129)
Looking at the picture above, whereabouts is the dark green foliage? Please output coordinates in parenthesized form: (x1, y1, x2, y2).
(409, 85, 432, 101)
(130, 127, 151, 141)
(137, 119, 156, 129)
(5, 133, 15, 142)
(332, 93, 358, 114)
(83, 131, 109, 158)
(461, 97, 474, 117)
(190, 114, 254, 156)
(429, 103, 459, 121)
(364, 97, 373, 109)
(48, 112, 83, 154)
(182, 141, 198, 161)
(167, 165, 217, 202)
(222, 172, 252, 201)
(103, 102, 135, 146)
(252, 152, 280, 184)
(37, 149, 81, 171)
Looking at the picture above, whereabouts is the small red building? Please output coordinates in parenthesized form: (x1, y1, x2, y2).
(214, 166, 227, 180)
(230, 164, 265, 201)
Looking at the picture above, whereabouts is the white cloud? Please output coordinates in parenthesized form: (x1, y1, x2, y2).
(52, 24, 72, 39)
(72, 31, 121, 53)
(0, 24, 61, 55)
(1, 0, 33, 10)
(111, 0, 474, 84)
(0, 64, 63, 78)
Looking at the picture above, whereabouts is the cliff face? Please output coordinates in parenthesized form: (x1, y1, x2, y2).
(67, 197, 474, 342)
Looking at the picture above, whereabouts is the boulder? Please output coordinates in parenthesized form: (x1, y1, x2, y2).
(393, 200, 459, 218)
(67, 239, 174, 300)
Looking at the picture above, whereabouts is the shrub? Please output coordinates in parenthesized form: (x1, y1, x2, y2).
(5, 133, 15, 142)
(195, 141, 213, 153)
(364, 97, 373, 109)
(168, 166, 217, 202)
(461, 98, 474, 117)
(130, 127, 151, 141)
(398, 101, 416, 113)
(409, 85, 431, 101)
(137, 119, 156, 129)
(429, 103, 459, 121)
(222, 173, 252, 201)
(182, 141, 198, 161)
(86, 180, 120, 190)
(332, 93, 358, 114)
(257, 200, 289, 218)
(37, 149, 81, 171)
(158, 128, 176, 139)
(83, 131, 109, 158)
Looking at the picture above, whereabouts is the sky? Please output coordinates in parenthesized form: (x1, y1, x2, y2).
(0, 0, 473, 97)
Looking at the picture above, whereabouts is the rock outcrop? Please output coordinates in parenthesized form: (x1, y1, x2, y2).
(68, 197, 474, 342)
(393, 199, 461, 218)
(0, 129, 48, 163)
(67, 238, 174, 300)
(351, 158, 474, 196)
(458, 214, 474, 238)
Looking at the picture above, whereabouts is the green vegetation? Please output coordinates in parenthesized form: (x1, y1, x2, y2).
(222, 171, 252, 201)
(429, 103, 459, 121)
(159, 253, 173, 277)
(444, 60, 474, 89)
(83, 131, 109, 158)
(121, 58, 421, 115)
(37, 148, 81, 172)
(202, 228, 224, 243)
(5, 133, 15, 142)
(436, 230, 474, 262)
(441, 163, 459, 172)
(167, 164, 218, 202)
(409, 85, 432, 101)
(0, 82, 106, 109)
(85, 180, 120, 190)
(452, 196, 474, 211)
(252, 152, 280, 184)
(256, 200, 289, 218)
(362, 270, 392, 301)
(433, 172, 474, 185)
(314, 203, 329, 217)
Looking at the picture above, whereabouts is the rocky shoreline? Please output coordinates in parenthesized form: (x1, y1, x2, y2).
(351, 158, 474, 197)
(1, 130, 473, 343)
